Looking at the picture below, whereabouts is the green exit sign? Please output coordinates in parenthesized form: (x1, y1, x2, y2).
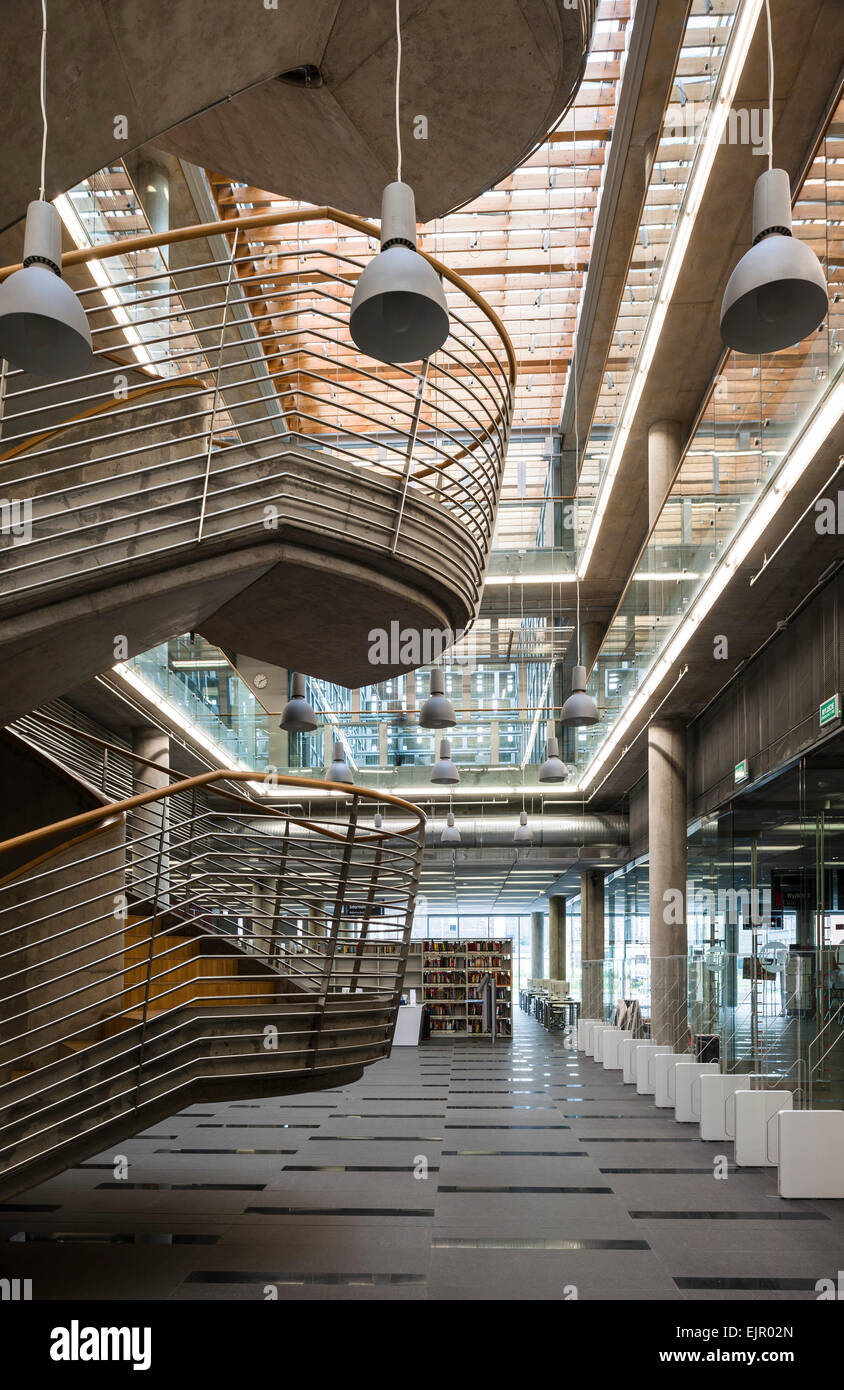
(734, 759, 749, 785)
(820, 694, 841, 728)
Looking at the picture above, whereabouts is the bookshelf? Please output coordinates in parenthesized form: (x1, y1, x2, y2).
(332, 939, 402, 991)
(406, 938, 512, 1036)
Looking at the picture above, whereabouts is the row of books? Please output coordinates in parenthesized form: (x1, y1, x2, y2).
(421, 940, 510, 952)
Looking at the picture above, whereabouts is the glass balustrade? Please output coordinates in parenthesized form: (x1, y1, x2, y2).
(576, 93, 844, 780)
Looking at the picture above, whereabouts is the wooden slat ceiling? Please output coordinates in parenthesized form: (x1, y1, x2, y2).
(206, 0, 635, 551)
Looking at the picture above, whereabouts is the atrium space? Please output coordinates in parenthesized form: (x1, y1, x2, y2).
(0, 0, 842, 1361)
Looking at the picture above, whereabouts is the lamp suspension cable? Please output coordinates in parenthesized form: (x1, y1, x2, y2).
(571, 100, 583, 674)
(38, 0, 48, 200)
(395, 0, 403, 183)
(764, 0, 773, 173)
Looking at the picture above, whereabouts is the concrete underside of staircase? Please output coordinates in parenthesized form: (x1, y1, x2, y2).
(0, 432, 475, 723)
(0, 996, 396, 1204)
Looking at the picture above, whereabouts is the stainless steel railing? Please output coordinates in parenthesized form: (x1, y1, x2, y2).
(0, 208, 514, 626)
(0, 764, 425, 1198)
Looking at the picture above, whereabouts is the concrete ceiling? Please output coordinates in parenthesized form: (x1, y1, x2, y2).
(2, 0, 591, 230)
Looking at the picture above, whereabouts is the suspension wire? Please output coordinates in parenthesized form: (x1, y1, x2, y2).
(39, 0, 48, 200)
(395, 0, 403, 183)
(572, 101, 583, 669)
(764, 0, 774, 171)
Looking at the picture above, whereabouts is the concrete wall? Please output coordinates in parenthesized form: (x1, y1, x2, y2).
(687, 571, 844, 818)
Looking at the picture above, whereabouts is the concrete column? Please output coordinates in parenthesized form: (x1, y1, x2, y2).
(581, 869, 605, 1019)
(530, 911, 545, 980)
(548, 895, 566, 981)
(648, 419, 684, 530)
(131, 727, 170, 906)
(580, 621, 604, 675)
(308, 901, 325, 941)
(648, 717, 688, 1049)
(136, 158, 170, 239)
(135, 157, 170, 297)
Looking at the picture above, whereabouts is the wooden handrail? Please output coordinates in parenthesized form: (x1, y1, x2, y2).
(0, 206, 517, 388)
(0, 767, 425, 861)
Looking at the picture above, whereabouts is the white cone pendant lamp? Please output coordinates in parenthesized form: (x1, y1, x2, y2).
(441, 810, 461, 845)
(721, 168, 828, 354)
(0, 201, 93, 377)
(431, 738, 459, 785)
(350, 181, 448, 365)
(0, 5, 93, 378)
(539, 720, 568, 782)
(561, 665, 598, 728)
(513, 810, 533, 845)
(374, 811, 383, 831)
(328, 740, 354, 784)
(419, 667, 456, 729)
(279, 672, 317, 733)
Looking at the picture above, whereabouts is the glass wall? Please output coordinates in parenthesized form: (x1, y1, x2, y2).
(573, 734, 844, 1106)
(686, 738, 844, 1104)
(412, 914, 537, 994)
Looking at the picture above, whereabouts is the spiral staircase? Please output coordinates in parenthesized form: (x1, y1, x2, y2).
(0, 724, 425, 1201)
(0, 207, 515, 725)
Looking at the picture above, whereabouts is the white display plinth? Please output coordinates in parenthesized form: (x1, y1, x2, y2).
(653, 1052, 687, 1108)
(635, 1043, 672, 1095)
(778, 1110, 844, 1198)
(734, 1088, 793, 1166)
(620, 1036, 639, 1083)
(393, 1004, 423, 1046)
(698, 1072, 780, 1141)
(673, 1062, 719, 1122)
(602, 1030, 625, 1070)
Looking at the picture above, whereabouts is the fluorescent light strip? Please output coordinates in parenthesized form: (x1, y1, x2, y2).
(632, 571, 699, 582)
(576, 0, 765, 580)
(578, 371, 844, 790)
(113, 662, 249, 772)
(483, 574, 578, 586)
(54, 193, 159, 373)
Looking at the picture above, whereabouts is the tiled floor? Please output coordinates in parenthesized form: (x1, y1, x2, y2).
(2, 1011, 842, 1300)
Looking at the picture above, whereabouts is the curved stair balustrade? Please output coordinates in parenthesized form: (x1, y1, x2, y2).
(0, 767, 425, 1201)
(0, 208, 515, 723)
